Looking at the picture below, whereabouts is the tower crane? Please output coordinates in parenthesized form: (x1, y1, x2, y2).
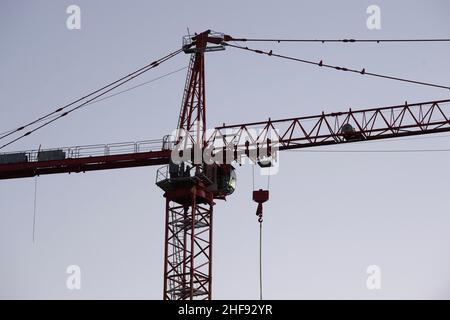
(1, 30, 450, 300)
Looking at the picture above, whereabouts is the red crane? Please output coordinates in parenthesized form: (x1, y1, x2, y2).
(1, 30, 450, 300)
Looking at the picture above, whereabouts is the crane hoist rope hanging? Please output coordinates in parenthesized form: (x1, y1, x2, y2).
(259, 219, 263, 300)
(252, 165, 271, 300)
(32, 175, 38, 244)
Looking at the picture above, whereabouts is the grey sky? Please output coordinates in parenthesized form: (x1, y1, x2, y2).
(1, 0, 450, 299)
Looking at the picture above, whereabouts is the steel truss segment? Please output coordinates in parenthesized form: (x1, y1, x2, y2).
(211, 99, 450, 152)
(177, 51, 207, 148)
(163, 185, 213, 300)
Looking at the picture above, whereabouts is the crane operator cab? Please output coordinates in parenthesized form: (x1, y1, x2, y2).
(157, 160, 236, 199)
(204, 163, 236, 198)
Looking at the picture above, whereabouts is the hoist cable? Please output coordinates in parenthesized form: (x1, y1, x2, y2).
(259, 221, 263, 300)
(252, 164, 255, 191)
(32, 176, 38, 244)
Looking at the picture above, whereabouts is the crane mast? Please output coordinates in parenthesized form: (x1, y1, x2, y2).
(0, 30, 449, 300)
(156, 30, 229, 300)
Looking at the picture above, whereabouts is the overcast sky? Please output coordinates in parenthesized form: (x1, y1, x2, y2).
(1, 0, 450, 299)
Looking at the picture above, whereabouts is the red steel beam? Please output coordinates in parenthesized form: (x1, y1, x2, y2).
(212, 99, 450, 151)
(2, 100, 450, 180)
(0, 150, 171, 180)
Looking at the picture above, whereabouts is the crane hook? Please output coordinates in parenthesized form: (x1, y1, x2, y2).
(253, 189, 269, 223)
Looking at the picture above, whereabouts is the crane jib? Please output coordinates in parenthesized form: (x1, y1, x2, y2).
(1, 99, 450, 180)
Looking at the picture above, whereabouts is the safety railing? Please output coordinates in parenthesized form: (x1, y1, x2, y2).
(155, 165, 169, 184)
(0, 135, 175, 165)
